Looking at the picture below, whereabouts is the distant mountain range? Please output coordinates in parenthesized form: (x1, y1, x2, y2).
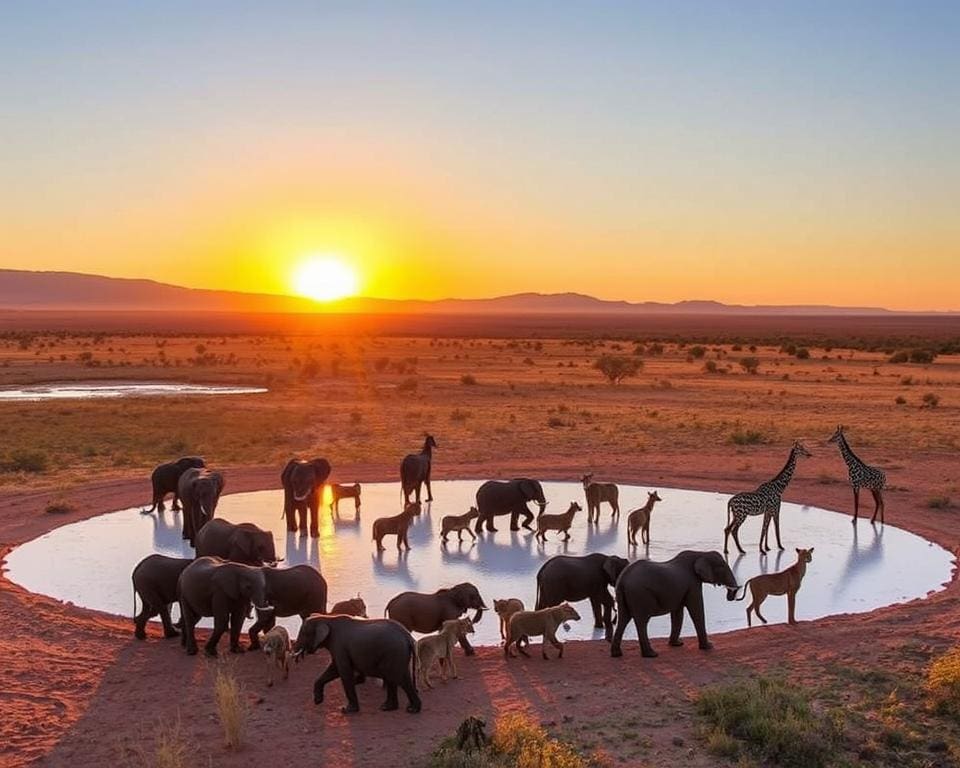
(0, 269, 941, 315)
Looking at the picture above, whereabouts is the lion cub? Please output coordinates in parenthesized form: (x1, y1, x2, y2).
(504, 602, 580, 660)
(416, 618, 475, 689)
(329, 595, 367, 617)
(493, 598, 525, 640)
(738, 547, 814, 627)
(262, 625, 291, 686)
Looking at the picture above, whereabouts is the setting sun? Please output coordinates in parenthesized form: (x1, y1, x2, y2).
(293, 255, 359, 302)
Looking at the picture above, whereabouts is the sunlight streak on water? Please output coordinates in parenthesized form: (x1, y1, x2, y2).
(0, 383, 267, 401)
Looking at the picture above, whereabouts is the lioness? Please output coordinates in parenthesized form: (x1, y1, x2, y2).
(736, 547, 813, 627)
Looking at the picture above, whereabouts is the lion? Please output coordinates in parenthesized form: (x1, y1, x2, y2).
(736, 547, 814, 627)
(415, 617, 475, 689)
(504, 602, 580, 660)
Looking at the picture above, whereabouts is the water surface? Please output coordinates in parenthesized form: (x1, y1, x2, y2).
(0, 382, 267, 401)
(5, 481, 952, 647)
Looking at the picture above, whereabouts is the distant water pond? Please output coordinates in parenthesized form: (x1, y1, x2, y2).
(0, 382, 267, 401)
(4, 482, 953, 646)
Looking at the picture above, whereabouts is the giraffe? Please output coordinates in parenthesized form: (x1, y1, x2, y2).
(828, 425, 886, 523)
(723, 441, 813, 555)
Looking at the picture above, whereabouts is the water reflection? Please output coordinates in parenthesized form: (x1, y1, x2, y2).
(0, 382, 267, 401)
(4, 481, 952, 647)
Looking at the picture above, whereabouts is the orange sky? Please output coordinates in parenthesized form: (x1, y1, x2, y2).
(2, 4, 958, 311)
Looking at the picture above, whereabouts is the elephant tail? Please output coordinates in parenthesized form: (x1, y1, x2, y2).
(132, 573, 137, 619)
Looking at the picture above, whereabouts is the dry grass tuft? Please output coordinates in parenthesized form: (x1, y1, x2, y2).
(214, 660, 248, 750)
(926, 647, 960, 716)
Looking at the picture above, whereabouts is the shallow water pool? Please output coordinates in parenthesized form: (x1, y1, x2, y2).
(4, 481, 952, 647)
(0, 382, 267, 401)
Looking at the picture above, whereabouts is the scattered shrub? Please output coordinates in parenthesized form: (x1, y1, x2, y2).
(214, 661, 247, 750)
(4, 450, 49, 473)
(450, 409, 470, 422)
(739, 357, 760, 375)
(44, 498, 75, 514)
(795, 347, 810, 359)
(927, 647, 960, 716)
(696, 676, 842, 768)
(894, 396, 907, 405)
(593, 354, 643, 384)
(690, 345, 707, 359)
(730, 429, 765, 446)
(927, 496, 952, 510)
(397, 377, 419, 393)
(922, 392, 940, 408)
(888, 350, 909, 364)
(703, 360, 718, 374)
(910, 349, 937, 364)
(460, 374, 478, 386)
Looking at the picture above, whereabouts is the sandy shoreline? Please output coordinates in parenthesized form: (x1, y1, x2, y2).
(2, 451, 959, 767)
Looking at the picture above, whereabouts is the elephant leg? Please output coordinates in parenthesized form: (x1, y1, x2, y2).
(589, 595, 603, 630)
(509, 509, 521, 532)
(459, 632, 476, 657)
(400, 668, 421, 713)
(521, 507, 535, 530)
(381, 682, 399, 711)
(601, 593, 616, 641)
(159, 603, 179, 638)
(181, 603, 198, 655)
(668, 608, 684, 646)
(134, 601, 157, 640)
(171, 492, 181, 512)
(313, 662, 340, 704)
(338, 660, 360, 713)
(248, 610, 275, 650)
(310, 502, 319, 538)
(687, 595, 713, 650)
(228, 605, 246, 653)
(610, 605, 629, 657)
(637, 617, 657, 658)
(205, 612, 228, 657)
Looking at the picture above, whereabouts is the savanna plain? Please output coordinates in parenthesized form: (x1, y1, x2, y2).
(2, 313, 960, 768)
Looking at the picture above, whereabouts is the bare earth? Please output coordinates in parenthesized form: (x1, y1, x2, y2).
(2, 451, 959, 768)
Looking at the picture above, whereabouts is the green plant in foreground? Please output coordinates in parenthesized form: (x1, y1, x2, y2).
(696, 676, 843, 768)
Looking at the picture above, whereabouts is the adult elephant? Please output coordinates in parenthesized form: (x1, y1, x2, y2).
(611, 550, 739, 659)
(535, 553, 629, 640)
(400, 435, 437, 505)
(281, 457, 332, 537)
(385, 583, 486, 656)
(195, 519, 279, 566)
(178, 556, 273, 656)
(141, 456, 205, 513)
(293, 615, 420, 714)
(474, 478, 547, 533)
(247, 565, 328, 649)
(132, 554, 192, 640)
(179, 467, 225, 546)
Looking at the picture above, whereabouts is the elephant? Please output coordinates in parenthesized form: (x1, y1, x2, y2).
(293, 614, 421, 714)
(247, 564, 328, 649)
(141, 456, 205, 513)
(535, 553, 629, 640)
(610, 550, 739, 659)
(131, 554, 192, 640)
(178, 467, 225, 546)
(177, 556, 273, 656)
(400, 435, 437, 504)
(474, 478, 547, 533)
(195, 518, 279, 566)
(385, 582, 487, 656)
(281, 458, 332, 537)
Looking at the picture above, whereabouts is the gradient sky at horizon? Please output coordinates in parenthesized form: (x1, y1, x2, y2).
(2, 1, 958, 310)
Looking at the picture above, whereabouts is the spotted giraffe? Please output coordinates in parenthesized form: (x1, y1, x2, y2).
(723, 441, 813, 555)
(828, 425, 886, 523)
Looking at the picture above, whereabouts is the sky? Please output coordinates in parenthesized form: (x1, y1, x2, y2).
(1, 1, 958, 310)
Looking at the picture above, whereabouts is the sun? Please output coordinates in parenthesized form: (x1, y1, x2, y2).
(293, 255, 359, 302)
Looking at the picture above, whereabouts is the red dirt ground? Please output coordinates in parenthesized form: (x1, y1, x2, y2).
(2, 451, 959, 767)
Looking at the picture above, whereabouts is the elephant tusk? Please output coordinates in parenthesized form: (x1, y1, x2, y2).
(255, 603, 275, 612)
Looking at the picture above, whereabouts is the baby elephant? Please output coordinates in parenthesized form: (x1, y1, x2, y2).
(441, 506, 480, 543)
(505, 603, 580, 660)
(737, 547, 814, 627)
(330, 595, 368, 617)
(416, 618, 475, 689)
(132, 554, 192, 640)
(262, 625, 291, 687)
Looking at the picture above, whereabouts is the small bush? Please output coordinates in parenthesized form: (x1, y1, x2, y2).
(739, 357, 760, 375)
(730, 429, 765, 446)
(460, 374, 478, 386)
(450, 409, 470, 422)
(927, 496, 952, 510)
(153, 717, 190, 768)
(795, 347, 810, 359)
(894, 396, 907, 405)
(45, 498, 75, 514)
(922, 392, 940, 408)
(927, 647, 960, 716)
(593, 354, 642, 384)
(910, 348, 936, 364)
(888, 350, 909, 364)
(690, 345, 707, 359)
(704, 360, 718, 374)
(397, 377, 419, 393)
(214, 662, 248, 750)
(696, 676, 842, 768)
(4, 450, 49, 473)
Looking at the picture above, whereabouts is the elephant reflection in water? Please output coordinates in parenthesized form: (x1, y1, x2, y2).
(373, 549, 418, 589)
(285, 531, 321, 569)
(585, 516, 619, 553)
(150, 509, 190, 555)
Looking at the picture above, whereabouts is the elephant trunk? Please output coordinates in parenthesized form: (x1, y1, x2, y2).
(471, 607, 485, 624)
(294, 489, 310, 502)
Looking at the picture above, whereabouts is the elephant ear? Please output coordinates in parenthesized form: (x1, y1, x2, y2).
(231, 532, 256, 565)
(518, 479, 537, 500)
(312, 620, 331, 648)
(281, 459, 298, 485)
(312, 458, 332, 483)
(215, 472, 225, 495)
(693, 556, 715, 584)
(602, 557, 624, 585)
(214, 567, 241, 602)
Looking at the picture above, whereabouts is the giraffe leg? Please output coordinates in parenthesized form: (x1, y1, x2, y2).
(852, 486, 860, 521)
(773, 508, 784, 551)
(759, 513, 771, 554)
(730, 517, 746, 555)
(871, 489, 883, 524)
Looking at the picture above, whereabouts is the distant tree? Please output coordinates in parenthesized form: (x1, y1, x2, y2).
(910, 349, 937, 364)
(594, 354, 643, 384)
(795, 347, 811, 360)
(739, 357, 760, 375)
(690, 345, 707, 359)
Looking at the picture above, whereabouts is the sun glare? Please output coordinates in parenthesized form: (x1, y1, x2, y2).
(293, 255, 359, 302)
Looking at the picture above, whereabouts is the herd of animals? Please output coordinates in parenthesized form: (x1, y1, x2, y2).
(130, 426, 887, 715)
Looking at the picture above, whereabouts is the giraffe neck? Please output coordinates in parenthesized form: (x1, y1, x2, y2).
(766, 447, 799, 495)
(837, 433, 865, 471)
